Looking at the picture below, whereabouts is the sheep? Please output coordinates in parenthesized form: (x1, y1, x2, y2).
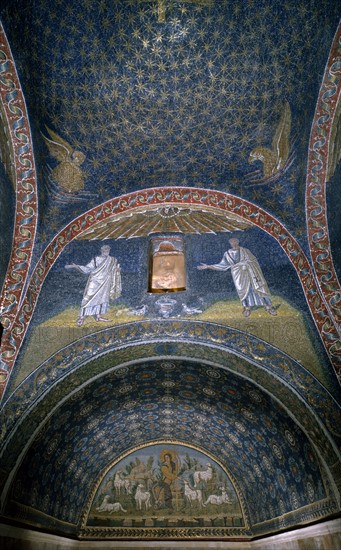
(96, 495, 127, 513)
(107, 502, 127, 513)
(134, 484, 151, 511)
(113, 471, 136, 495)
(123, 478, 134, 494)
(193, 463, 213, 487)
(183, 480, 203, 507)
(114, 471, 127, 495)
(203, 488, 231, 507)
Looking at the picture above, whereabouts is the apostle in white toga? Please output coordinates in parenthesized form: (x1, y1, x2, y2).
(197, 238, 276, 317)
(65, 244, 122, 326)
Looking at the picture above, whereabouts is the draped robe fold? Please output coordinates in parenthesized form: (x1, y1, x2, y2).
(75, 255, 122, 317)
(209, 247, 273, 307)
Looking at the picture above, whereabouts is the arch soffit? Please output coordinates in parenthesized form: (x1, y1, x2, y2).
(0, 24, 38, 327)
(306, 23, 341, 323)
(1, 353, 338, 526)
(1, 322, 340, 503)
(1, 188, 340, 402)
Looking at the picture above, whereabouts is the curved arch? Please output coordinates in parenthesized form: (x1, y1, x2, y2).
(306, 23, 341, 324)
(0, 187, 339, 400)
(1, 322, 340, 507)
(80, 438, 251, 538)
(0, 24, 38, 389)
(0, 24, 38, 329)
(1, 350, 339, 536)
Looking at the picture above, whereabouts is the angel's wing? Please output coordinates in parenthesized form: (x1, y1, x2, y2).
(272, 101, 291, 165)
(42, 126, 73, 163)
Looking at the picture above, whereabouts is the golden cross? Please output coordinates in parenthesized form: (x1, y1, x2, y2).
(138, 1, 213, 23)
(157, 0, 166, 22)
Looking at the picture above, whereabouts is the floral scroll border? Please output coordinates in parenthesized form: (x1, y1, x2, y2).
(306, 22, 341, 327)
(0, 187, 340, 401)
(0, 25, 37, 332)
(1, 322, 340, 507)
(0, 24, 340, 401)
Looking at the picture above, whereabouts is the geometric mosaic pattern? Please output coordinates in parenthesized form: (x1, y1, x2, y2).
(0, 0, 340, 541)
(7, 360, 336, 536)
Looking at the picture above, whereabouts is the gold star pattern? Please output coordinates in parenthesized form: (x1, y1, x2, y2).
(2, 0, 338, 237)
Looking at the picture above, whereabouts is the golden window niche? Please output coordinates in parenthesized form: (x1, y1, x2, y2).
(149, 236, 186, 293)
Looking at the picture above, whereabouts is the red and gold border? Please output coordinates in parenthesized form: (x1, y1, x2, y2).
(306, 23, 341, 326)
(0, 26, 38, 330)
(0, 188, 339, 400)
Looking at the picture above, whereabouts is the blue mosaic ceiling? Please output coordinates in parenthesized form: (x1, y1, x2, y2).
(7, 360, 334, 531)
(0, 0, 339, 239)
(0, 0, 340, 541)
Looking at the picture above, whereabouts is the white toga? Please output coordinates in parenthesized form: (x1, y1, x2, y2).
(74, 255, 122, 317)
(209, 247, 272, 307)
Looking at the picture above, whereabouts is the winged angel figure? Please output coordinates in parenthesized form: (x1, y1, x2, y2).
(247, 101, 294, 184)
(42, 126, 89, 200)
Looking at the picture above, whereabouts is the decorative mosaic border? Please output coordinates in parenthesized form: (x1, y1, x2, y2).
(80, 439, 250, 538)
(251, 497, 339, 538)
(3, 496, 338, 541)
(79, 527, 249, 540)
(1, 323, 339, 501)
(306, 23, 341, 325)
(78, 498, 336, 540)
(3, 321, 340, 442)
(0, 188, 340, 401)
(0, 25, 37, 372)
